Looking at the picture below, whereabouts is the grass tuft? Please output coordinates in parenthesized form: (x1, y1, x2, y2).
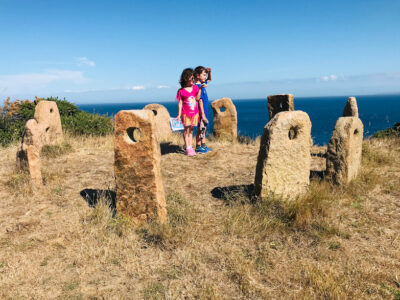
(40, 142, 73, 158)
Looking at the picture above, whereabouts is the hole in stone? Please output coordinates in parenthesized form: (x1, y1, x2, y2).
(354, 129, 359, 135)
(126, 127, 142, 143)
(50, 108, 54, 113)
(151, 109, 157, 116)
(46, 127, 50, 132)
(220, 106, 226, 112)
(288, 126, 298, 140)
(279, 103, 283, 109)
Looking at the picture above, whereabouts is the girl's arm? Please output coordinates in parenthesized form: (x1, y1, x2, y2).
(206, 67, 212, 82)
(196, 86, 202, 101)
(177, 100, 182, 119)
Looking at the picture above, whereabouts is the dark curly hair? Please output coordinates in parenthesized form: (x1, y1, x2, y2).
(194, 66, 207, 78)
(179, 68, 194, 88)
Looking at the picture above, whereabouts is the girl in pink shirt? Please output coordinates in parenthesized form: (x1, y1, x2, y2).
(176, 68, 204, 156)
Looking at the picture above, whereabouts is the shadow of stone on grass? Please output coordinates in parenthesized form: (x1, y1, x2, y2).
(211, 184, 254, 205)
(80, 189, 116, 216)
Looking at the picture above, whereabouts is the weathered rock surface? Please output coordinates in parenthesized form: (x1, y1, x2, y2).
(326, 117, 363, 184)
(342, 97, 359, 117)
(211, 98, 237, 140)
(114, 110, 167, 225)
(143, 103, 172, 141)
(267, 94, 294, 120)
(16, 119, 47, 184)
(34, 100, 63, 145)
(254, 111, 312, 199)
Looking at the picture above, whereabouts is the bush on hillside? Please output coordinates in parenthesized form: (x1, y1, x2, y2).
(0, 97, 113, 147)
(373, 122, 400, 138)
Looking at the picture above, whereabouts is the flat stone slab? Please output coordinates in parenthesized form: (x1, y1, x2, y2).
(342, 97, 359, 117)
(211, 98, 237, 140)
(326, 117, 363, 184)
(254, 111, 312, 199)
(267, 94, 294, 120)
(144, 103, 172, 142)
(114, 110, 167, 225)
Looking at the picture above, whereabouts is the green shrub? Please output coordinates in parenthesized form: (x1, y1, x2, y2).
(373, 122, 399, 138)
(0, 97, 113, 147)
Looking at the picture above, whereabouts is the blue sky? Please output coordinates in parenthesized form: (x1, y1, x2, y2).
(1, 0, 399, 103)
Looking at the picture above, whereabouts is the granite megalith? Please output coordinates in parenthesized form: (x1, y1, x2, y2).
(326, 117, 363, 184)
(114, 110, 167, 225)
(211, 97, 237, 140)
(34, 100, 63, 145)
(342, 97, 359, 117)
(267, 94, 294, 120)
(143, 103, 172, 141)
(254, 111, 312, 200)
(16, 119, 47, 184)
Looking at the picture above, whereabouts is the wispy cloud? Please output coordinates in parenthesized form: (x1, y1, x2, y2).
(157, 85, 170, 89)
(76, 57, 96, 67)
(320, 74, 339, 81)
(129, 85, 145, 90)
(0, 69, 87, 95)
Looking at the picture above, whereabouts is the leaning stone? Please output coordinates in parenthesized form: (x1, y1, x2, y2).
(114, 110, 167, 225)
(143, 103, 172, 141)
(211, 98, 237, 140)
(326, 117, 363, 184)
(342, 97, 359, 117)
(254, 111, 312, 200)
(16, 119, 47, 184)
(267, 94, 294, 120)
(34, 100, 63, 145)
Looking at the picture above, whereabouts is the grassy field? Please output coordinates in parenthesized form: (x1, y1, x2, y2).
(0, 134, 399, 299)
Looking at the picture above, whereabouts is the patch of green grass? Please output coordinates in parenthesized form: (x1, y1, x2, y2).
(328, 241, 340, 250)
(63, 281, 79, 291)
(40, 142, 72, 158)
(381, 283, 400, 300)
(138, 193, 193, 249)
(143, 282, 165, 300)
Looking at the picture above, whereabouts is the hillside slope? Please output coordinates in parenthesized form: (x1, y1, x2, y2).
(0, 135, 399, 299)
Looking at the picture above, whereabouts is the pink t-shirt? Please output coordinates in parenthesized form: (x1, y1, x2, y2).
(176, 85, 199, 117)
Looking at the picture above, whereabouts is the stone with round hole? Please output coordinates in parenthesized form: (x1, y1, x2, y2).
(34, 100, 63, 145)
(254, 111, 312, 200)
(326, 116, 363, 184)
(143, 103, 172, 141)
(267, 94, 294, 120)
(114, 110, 167, 226)
(211, 98, 237, 140)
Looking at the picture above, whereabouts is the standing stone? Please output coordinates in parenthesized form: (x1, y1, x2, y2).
(16, 119, 47, 184)
(114, 110, 167, 225)
(254, 111, 312, 200)
(267, 94, 294, 120)
(211, 98, 237, 140)
(34, 100, 63, 145)
(143, 103, 172, 141)
(342, 96, 359, 117)
(326, 117, 363, 184)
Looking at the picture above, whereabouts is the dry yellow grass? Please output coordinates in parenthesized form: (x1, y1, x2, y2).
(0, 134, 399, 299)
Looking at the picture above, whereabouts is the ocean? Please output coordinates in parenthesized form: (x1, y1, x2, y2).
(78, 95, 400, 145)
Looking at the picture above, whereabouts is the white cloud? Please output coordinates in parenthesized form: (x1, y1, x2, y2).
(129, 85, 145, 90)
(320, 74, 338, 81)
(157, 85, 170, 89)
(0, 69, 87, 95)
(76, 57, 96, 67)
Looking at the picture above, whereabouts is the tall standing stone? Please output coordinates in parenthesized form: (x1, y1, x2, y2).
(326, 117, 363, 184)
(267, 94, 294, 120)
(143, 103, 172, 141)
(114, 110, 167, 225)
(211, 98, 237, 140)
(254, 111, 312, 200)
(16, 119, 47, 184)
(34, 100, 63, 145)
(342, 97, 359, 117)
